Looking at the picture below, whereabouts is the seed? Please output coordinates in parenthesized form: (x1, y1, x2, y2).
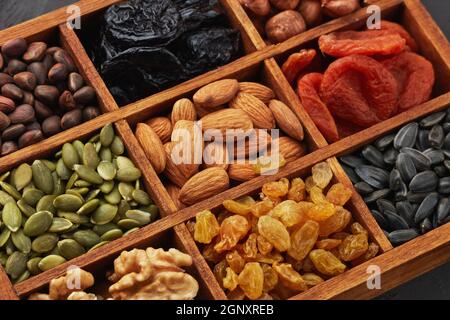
(2, 124, 26, 141)
(86, 189, 101, 201)
(11, 163, 32, 191)
(396, 201, 416, 227)
(100, 148, 113, 162)
(400, 148, 431, 171)
(116, 167, 142, 182)
(354, 182, 374, 195)
(36, 195, 57, 213)
(48, 218, 73, 233)
(116, 156, 135, 170)
(0, 181, 21, 200)
(420, 217, 433, 234)
(361, 145, 385, 168)
(409, 171, 438, 193)
(420, 111, 446, 128)
(22, 188, 45, 206)
(31, 233, 58, 253)
(371, 210, 389, 229)
(376, 199, 396, 214)
(31, 159, 54, 195)
(104, 186, 121, 204)
(355, 165, 389, 189)
(438, 177, 450, 194)
(423, 149, 444, 166)
(6, 252, 28, 279)
(100, 123, 114, 147)
(74, 164, 103, 185)
(82, 143, 100, 169)
(340, 155, 365, 168)
(124, 228, 139, 236)
(0, 229, 11, 247)
(393, 122, 418, 149)
(68, 72, 84, 92)
(118, 182, 134, 201)
(437, 198, 450, 224)
(117, 219, 141, 230)
(396, 153, 416, 183)
(111, 136, 124, 155)
(54, 49, 75, 72)
(394, 181, 408, 202)
(38, 255, 66, 271)
(389, 169, 403, 191)
(88, 241, 109, 252)
(11, 230, 31, 254)
(434, 165, 448, 178)
(3, 202, 22, 232)
(374, 132, 395, 150)
(57, 212, 88, 225)
(74, 86, 96, 105)
(57, 239, 86, 260)
(2, 38, 28, 57)
(53, 194, 84, 212)
(62, 143, 79, 169)
(415, 192, 439, 223)
(92, 223, 117, 236)
(428, 125, 444, 149)
(384, 210, 410, 231)
(97, 161, 116, 181)
(125, 209, 151, 225)
(100, 229, 123, 241)
(132, 189, 151, 205)
(23, 211, 53, 237)
(27, 257, 42, 275)
(0, 189, 15, 205)
(91, 204, 118, 225)
(363, 189, 390, 204)
(73, 230, 101, 248)
(388, 229, 419, 246)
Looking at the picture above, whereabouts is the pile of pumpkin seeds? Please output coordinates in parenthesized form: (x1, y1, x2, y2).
(0, 124, 159, 282)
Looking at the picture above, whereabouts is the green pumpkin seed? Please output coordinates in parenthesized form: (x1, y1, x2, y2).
(142, 205, 159, 221)
(5, 238, 15, 255)
(117, 219, 141, 230)
(11, 230, 31, 254)
(48, 218, 73, 233)
(91, 204, 118, 225)
(53, 194, 84, 212)
(74, 180, 91, 188)
(11, 163, 32, 191)
(132, 189, 151, 205)
(100, 123, 114, 147)
(73, 230, 101, 248)
(86, 189, 100, 201)
(57, 239, 86, 260)
(0, 171, 10, 182)
(100, 229, 123, 241)
(93, 223, 117, 236)
(52, 172, 65, 196)
(72, 140, 85, 159)
(88, 134, 100, 144)
(97, 161, 116, 181)
(22, 188, 45, 206)
(27, 257, 42, 275)
(116, 167, 141, 182)
(83, 143, 100, 169)
(32, 233, 59, 253)
(118, 182, 134, 201)
(56, 158, 72, 180)
(99, 148, 113, 162)
(124, 228, 139, 236)
(14, 270, 30, 284)
(111, 136, 124, 155)
(0, 181, 21, 200)
(95, 142, 102, 153)
(77, 199, 100, 216)
(125, 209, 151, 225)
(0, 252, 7, 266)
(72, 187, 89, 195)
(116, 156, 135, 170)
(23, 211, 53, 237)
(62, 143, 80, 169)
(0, 190, 15, 205)
(65, 172, 78, 190)
(117, 200, 131, 217)
(42, 159, 56, 172)
(65, 189, 84, 201)
(0, 229, 11, 247)
(74, 164, 103, 185)
(104, 186, 121, 205)
(32, 160, 54, 195)
(36, 195, 57, 214)
(38, 255, 66, 271)
(88, 241, 109, 252)
(17, 199, 36, 217)
(3, 202, 22, 232)
(6, 252, 28, 279)
(100, 181, 114, 194)
(57, 212, 89, 224)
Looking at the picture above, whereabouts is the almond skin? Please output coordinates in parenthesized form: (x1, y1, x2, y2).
(193, 79, 239, 109)
(275, 136, 307, 162)
(145, 116, 172, 143)
(165, 182, 185, 209)
(230, 92, 275, 129)
(179, 167, 230, 205)
(136, 123, 166, 174)
(172, 120, 204, 166)
(200, 109, 253, 137)
(163, 142, 198, 188)
(239, 82, 275, 104)
(203, 142, 229, 170)
(228, 163, 259, 182)
(269, 99, 304, 141)
(232, 129, 272, 159)
(171, 98, 197, 125)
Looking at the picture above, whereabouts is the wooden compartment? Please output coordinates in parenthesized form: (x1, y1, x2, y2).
(0, 0, 449, 300)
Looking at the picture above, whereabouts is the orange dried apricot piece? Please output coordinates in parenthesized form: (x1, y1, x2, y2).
(282, 49, 317, 84)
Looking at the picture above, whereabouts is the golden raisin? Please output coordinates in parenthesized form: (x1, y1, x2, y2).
(217, 210, 233, 224)
(286, 255, 303, 272)
(309, 249, 347, 276)
(270, 200, 307, 227)
(215, 215, 251, 253)
(256, 251, 284, 264)
(338, 233, 369, 262)
(302, 273, 324, 287)
(194, 210, 220, 244)
(227, 287, 246, 300)
(262, 178, 289, 199)
(202, 240, 225, 263)
(352, 242, 380, 266)
(223, 267, 239, 291)
(213, 260, 228, 288)
(288, 220, 319, 261)
(287, 177, 306, 201)
(223, 196, 255, 215)
(326, 183, 352, 206)
(262, 264, 279, 292)
(305, 176, 316, 192)
(311, 162, 333, 188)
(226, 250, 245, 273)
(242, 233, 258, 260)
(250, 199, 274, 217)
(350, 222, 369, 236)
(316, 239, 342, 250)
(318, 206, 352, 237)
(302, 256, 315, 273)
(253, 155, 287, 175)
(273, 263, 308, 292)
(238, 262, 264, 300)
(331, 232, 351, 240)
(307, 202, 336, 222)
(257, 234, 273, 255)
(257, 215, 291, 252)
(309, 186, 327, 204)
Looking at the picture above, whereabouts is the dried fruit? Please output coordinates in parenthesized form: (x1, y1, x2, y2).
(194, 210, 220, 244)
(262, 264, 278, 292)
(270, 200, 307, 227)
(326, 183, 352, 206)
(238, 262, 264, 300)
(223, 267, 239, 291)
(257, 215, 291, 252)
(374, 20, 418, 52)
(273, 263, 307, 292)
(338, 233, 369, 261)
(226, 250, 246, 273)
(309, 249, 346, 276)
(250, 199, 274, 217)
(262, 178, 289, 199)
(316, 239, 342, 250)
(287, 177, 306, 202)
(223, 196, 255, 216)
(318, 206, 352, 237)
(282, 49, 317, 84)
(312, 162, 333, 189)
(242, 233, 259, 260)
(215, 215, 250, 253)
(309, 186, 327, 204)
(257, 234, 274, 255)
(288, 220, 319, 261)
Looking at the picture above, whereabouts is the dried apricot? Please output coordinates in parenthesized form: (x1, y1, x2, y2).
(318, 206, 352, 237)
(338, 233, 369, 261)
(257, 215, 291, 252)
(382, 52, 434, 111)
(288, 220, 319, 261)
(215, 215, 251, 253)
(257, 234, 274, 255)
(309, 249, 347, 276)
(326, 183, 352, 206)
(250, 199, 274, 217)
(223, 267, 239, 291)
(307, 202, 336, 222)
(282, 49, 317, 84)
(287, 177, 306, 201)
(273, 263, 308, 292)
(297, 73, 340, 143)
(373, 20, 418, 52)
(312, 162, 333, 188)
(318, 30, 406, 57)
(226, 250, 246, 273)
(335, 118, 365, 138)
(320, 55, 399, 127)
(194, 210, 220, 244)
(262, 264, 279, 292)
(238, 262, 264, 300)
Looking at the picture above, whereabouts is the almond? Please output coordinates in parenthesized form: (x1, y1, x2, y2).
(145, 116, 172, 143)
(200, 109, 253, 137)
(239, 82, 275, 104)
(171, 98, 197, 125)
(179, 167, 230, 205)
(172, 120, 204, 165)
(275, 136, 307, 162)
(269, 99, 304, 141)
(232, 129, 272, 159)
(165, 182, 185, 209)
(203, 142, 229, 170)
(230, 92, 275, 129)
(193, 79, 239, 109)
(163, 142, 198, 188)
(228, 163, 259, 182)
(135, 123, 166, 174)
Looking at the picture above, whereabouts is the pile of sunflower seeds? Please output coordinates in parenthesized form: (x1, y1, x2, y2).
(0, 124, 159, 282)
(340, 109, 450, 246)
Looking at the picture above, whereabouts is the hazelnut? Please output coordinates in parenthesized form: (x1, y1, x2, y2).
(265, 10, 306, 43)
(321, 0, 361, 18)
(269, 0, 300, 10)
(299, 0, 323, 27)
(239, 0, 271, 16)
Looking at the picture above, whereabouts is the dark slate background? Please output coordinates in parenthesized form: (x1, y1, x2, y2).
(0, 0, 448, 300)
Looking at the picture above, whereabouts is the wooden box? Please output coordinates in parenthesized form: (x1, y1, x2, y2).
(0, 0, 449, 300)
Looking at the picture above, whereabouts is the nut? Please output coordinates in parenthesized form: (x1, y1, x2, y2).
(27, 62, 47, 85)
(18, 130, 44, 149)
(136, 123, 166, 174)
(68, 72, 84, 92)
(268, 99, 304, 141)
(23, 42, 48, 63)
(2, 83, 24, 101)
(179, 167, 230, 205)
(269, 0, 300, 10)
(48, 63, 69, 83)
(0, 111, 11, 130)
(61, 109, 82, 130)
(203, 142, 229, 170)
(2, 38, 28, 57)
(59, 90, 77, 110)
(228, 163, 259, 182)
(171, 120, 203, 177)
(238, 82, 275, 104)
(53, 49, 76, 72)
(193, 79, 239, 109)
(13, 71, 37, 91)
(82, 106, 101, 122)
(34, 85, 59, 106)
(34, 100, 54, 120)
(229, 92, 275, 129)
(0, 96, 16, 113)
(171, 98, 197, 125)
(146, 117, 172, 143)
(0, 73, 14, 87)
(48, 267, 94, 300)
(163, 142, 197, 188)
(321, 0, 361, 18)
(2, 124, 26, 141)
(1, 141, 18, 156)
(74, 86, 96, 105)
(42, 115, 62, 136)
(239, 0, 271, 16)
(6, 59, 27, 76)
(8, 104, 35, 124)
(275, 136, 307, 162)
(22, 91, 35, 106)
(165, 182, 185, 210)
(265, 10, 307, 43)
(200, 109, 254, 137)
(299, 0, 323, 27)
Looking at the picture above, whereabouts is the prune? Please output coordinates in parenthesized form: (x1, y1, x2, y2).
(320, 55, 399, 127)
(318, 30, 406, 57)
(282, 49, 316, 84)
(297, 73, 339, 143)
(382, 52, 435, 111)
